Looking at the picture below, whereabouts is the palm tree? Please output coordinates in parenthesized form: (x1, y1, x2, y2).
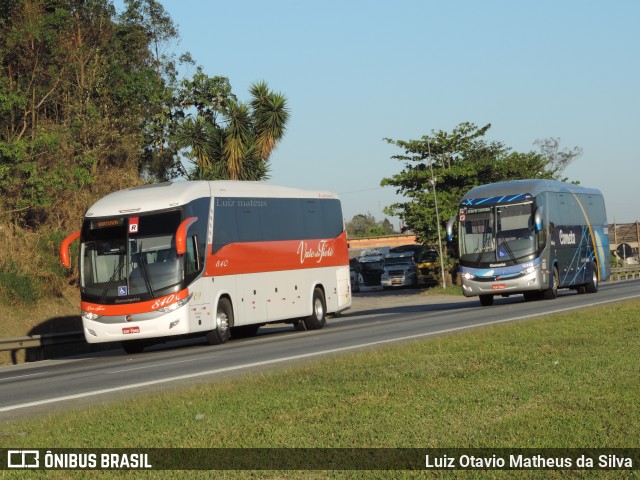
(250, 81, 290, 162)
(175, 78, 289, 181)
(223, 101, 251, 180)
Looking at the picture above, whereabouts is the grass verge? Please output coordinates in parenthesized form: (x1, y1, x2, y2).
(423, 284, 464, 296)
(0, 300, 638, 479)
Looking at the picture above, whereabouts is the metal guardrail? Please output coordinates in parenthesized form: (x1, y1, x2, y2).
(1, 269, 639, 359)
(0, 331, 84, 354)
(609, 267, 640, 282)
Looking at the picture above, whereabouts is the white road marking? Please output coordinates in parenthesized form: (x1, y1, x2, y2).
(1, 293, 638, 413)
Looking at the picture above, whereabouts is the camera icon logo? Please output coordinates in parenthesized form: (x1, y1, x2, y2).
(7, 450, 40, 469)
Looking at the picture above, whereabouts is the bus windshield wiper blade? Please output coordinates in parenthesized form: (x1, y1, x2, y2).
(138, 249, 156, 299)
(475, 234, 492, 267)
(100, 256, 124, 303)
(497, 235, 519, 264)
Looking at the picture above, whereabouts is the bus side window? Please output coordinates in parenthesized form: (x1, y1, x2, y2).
(186, 235, 200, 276)
(537, 228, 547, 253)
(183, 197, 209, 279)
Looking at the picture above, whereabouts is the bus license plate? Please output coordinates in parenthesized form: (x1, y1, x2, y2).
(492, 284, 506, 290)
(122, 326, 140, 335)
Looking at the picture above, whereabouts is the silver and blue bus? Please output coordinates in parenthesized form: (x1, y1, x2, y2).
(447, 179, 610, 306)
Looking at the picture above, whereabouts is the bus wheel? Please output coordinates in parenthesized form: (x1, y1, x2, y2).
(303, 288, 326, 330)
(207, 298, 232, 345)
(231, 324, 260, 339)
(543, 267, 559, 299)
(122, 340, 145, 354)
(585, 265, 599, 293)
(479, 294, 494, 306)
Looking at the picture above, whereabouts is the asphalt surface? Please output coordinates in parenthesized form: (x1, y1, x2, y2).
(0, 281, 639, 422)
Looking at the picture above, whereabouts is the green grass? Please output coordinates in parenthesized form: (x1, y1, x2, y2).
(1, 301, 639, 479)
(423, 283, 463, 296)
(0, 264, 42, 305)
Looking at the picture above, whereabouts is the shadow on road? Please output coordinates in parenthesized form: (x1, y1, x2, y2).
(10, 315, 111, 364)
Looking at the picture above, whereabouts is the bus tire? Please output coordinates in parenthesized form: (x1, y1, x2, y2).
(543, 267, 559, 299)
(122, 340, 145, 354)
(231, 324, 260, 339)
(585, 265, 599, 293)
(303, 287, 326, 330)
(293, 319, 307, 331)
(207, 297, 232, 345)
(479, 294, 494, 306)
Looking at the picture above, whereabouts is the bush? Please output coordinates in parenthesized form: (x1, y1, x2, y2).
(0, 265, 42, 305)
(0, 225, 70, 305)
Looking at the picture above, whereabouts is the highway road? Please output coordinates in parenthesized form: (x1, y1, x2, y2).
(1, 280, 639, 421)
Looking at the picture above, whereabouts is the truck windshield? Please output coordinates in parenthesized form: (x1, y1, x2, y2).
(385, 257, 412, 266)
(459, 202, 536, 265)
(80, 210, 183, 301)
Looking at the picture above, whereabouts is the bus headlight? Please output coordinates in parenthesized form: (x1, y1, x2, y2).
(522, 266, 536, 276)
(82, 311, 102, 321)
(158, 293, 193, 313)
(462, 272, 475, 280)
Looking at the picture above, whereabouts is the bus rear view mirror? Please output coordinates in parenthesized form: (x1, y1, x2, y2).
(534, 207, 543, 233)
(175, 217, 198, 256)
(446, 216, 457, 242)
(60, 231, 80, 268)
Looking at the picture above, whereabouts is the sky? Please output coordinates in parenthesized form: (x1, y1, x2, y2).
(118, 0, 640, 227)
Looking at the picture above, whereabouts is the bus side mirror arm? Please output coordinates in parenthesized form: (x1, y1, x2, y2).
(60, 231, 81, 268)
(446, 216, 457, 243)
(534, 207, 544, 233)
(176, 217, 198, 256)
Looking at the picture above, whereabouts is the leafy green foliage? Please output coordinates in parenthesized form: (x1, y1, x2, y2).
(0, 263, 41, 305)
(0, 0, 173, 226)
(381, 122, 580, 248)
(175, 76, 290, 181)
(0, 0, 291, 306)
(346, 213, 396, 238)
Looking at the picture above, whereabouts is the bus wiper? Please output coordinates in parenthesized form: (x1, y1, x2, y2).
(138, 248, 156, 299)
(138, 253, 156, 299)
(497, 235, 518, 264)
(100, 256, 124, 303)
(475, 235, 492, 267)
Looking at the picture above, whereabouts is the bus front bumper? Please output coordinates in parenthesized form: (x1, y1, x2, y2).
(81, 305, 191, 343)
(460, 266, 544, 297)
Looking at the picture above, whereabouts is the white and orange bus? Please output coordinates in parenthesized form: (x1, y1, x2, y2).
(60, 181, 352, 353)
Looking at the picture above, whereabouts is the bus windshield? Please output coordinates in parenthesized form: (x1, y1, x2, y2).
(80, 210, 183, 301)
(459, 202, 536, 265)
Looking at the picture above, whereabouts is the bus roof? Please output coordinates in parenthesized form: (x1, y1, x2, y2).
(461, 179, 603, 204)
(85, 181, 340, 218)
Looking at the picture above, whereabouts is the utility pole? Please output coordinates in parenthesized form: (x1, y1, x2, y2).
(427, 140, 447, 289)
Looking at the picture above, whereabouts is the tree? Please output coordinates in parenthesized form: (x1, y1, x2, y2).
(175, 76, 289, 181)
(346, 213, 396, 238)
(119, 0, 185, 182)
(534, 137, 582, 181)
(381, 122, 577, 248)
(0, 0, 140, 226)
